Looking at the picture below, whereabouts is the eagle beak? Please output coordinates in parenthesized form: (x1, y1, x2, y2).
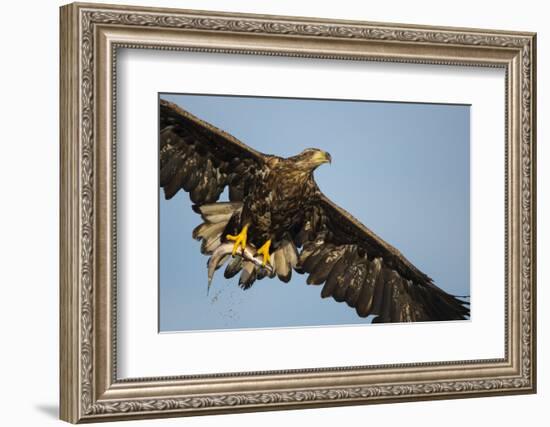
(312, 150, 331, 165)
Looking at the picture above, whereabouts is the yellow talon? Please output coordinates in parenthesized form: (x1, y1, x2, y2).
(256, 239, 272, 266)
(226, 224, 249, 256)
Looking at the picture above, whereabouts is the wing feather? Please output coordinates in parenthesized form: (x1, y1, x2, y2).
(159, 99, 266, 204)
(296, 192, 469, 322)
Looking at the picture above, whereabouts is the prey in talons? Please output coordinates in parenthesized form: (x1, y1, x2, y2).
(207, 241, 274, 295)
(226, 224, 272, 267)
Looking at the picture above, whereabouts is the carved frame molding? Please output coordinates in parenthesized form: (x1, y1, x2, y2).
(60, 2, 536, 423)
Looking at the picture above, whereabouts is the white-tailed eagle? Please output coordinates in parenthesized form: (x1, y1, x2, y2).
(160, 99, 470, 323)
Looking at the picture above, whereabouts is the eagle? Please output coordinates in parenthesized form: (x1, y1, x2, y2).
(160, 99, 470, 323)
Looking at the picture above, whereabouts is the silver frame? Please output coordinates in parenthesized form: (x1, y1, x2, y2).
(60, 2, 536, 423)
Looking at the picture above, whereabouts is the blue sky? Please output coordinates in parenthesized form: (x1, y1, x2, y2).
(159, 93, 470, 332)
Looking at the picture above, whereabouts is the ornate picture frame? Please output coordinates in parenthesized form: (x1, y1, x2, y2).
(60, 2, 536, 423)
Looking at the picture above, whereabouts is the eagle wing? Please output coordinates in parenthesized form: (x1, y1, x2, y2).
(160, 99, 265, 203)
(294, 191, 470, 323)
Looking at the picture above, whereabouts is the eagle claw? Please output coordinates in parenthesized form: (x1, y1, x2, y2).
(256, 239, 272, 267)
(226, 224, 249, 256)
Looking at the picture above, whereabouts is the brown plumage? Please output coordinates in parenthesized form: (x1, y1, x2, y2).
(160, 99, 470, 322)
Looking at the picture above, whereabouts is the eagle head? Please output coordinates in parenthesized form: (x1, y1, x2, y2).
(292, 148, 332, 170)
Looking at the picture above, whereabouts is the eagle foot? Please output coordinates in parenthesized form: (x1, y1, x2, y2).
(226, 224, 249, 256)
(256, 239, 272, 266)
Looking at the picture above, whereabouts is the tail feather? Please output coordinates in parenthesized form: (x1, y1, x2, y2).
(192, 202, 242, 256)
(272, 238, 298, 282)
(193, 220, 226, 241)
(193, 202, 241, 221)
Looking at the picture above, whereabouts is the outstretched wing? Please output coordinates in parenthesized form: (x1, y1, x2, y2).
(295, 191, 470, 323)
(160, 99, 266, 203)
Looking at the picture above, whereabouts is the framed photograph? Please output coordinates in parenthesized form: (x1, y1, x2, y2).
(60, 2, 536, 423)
